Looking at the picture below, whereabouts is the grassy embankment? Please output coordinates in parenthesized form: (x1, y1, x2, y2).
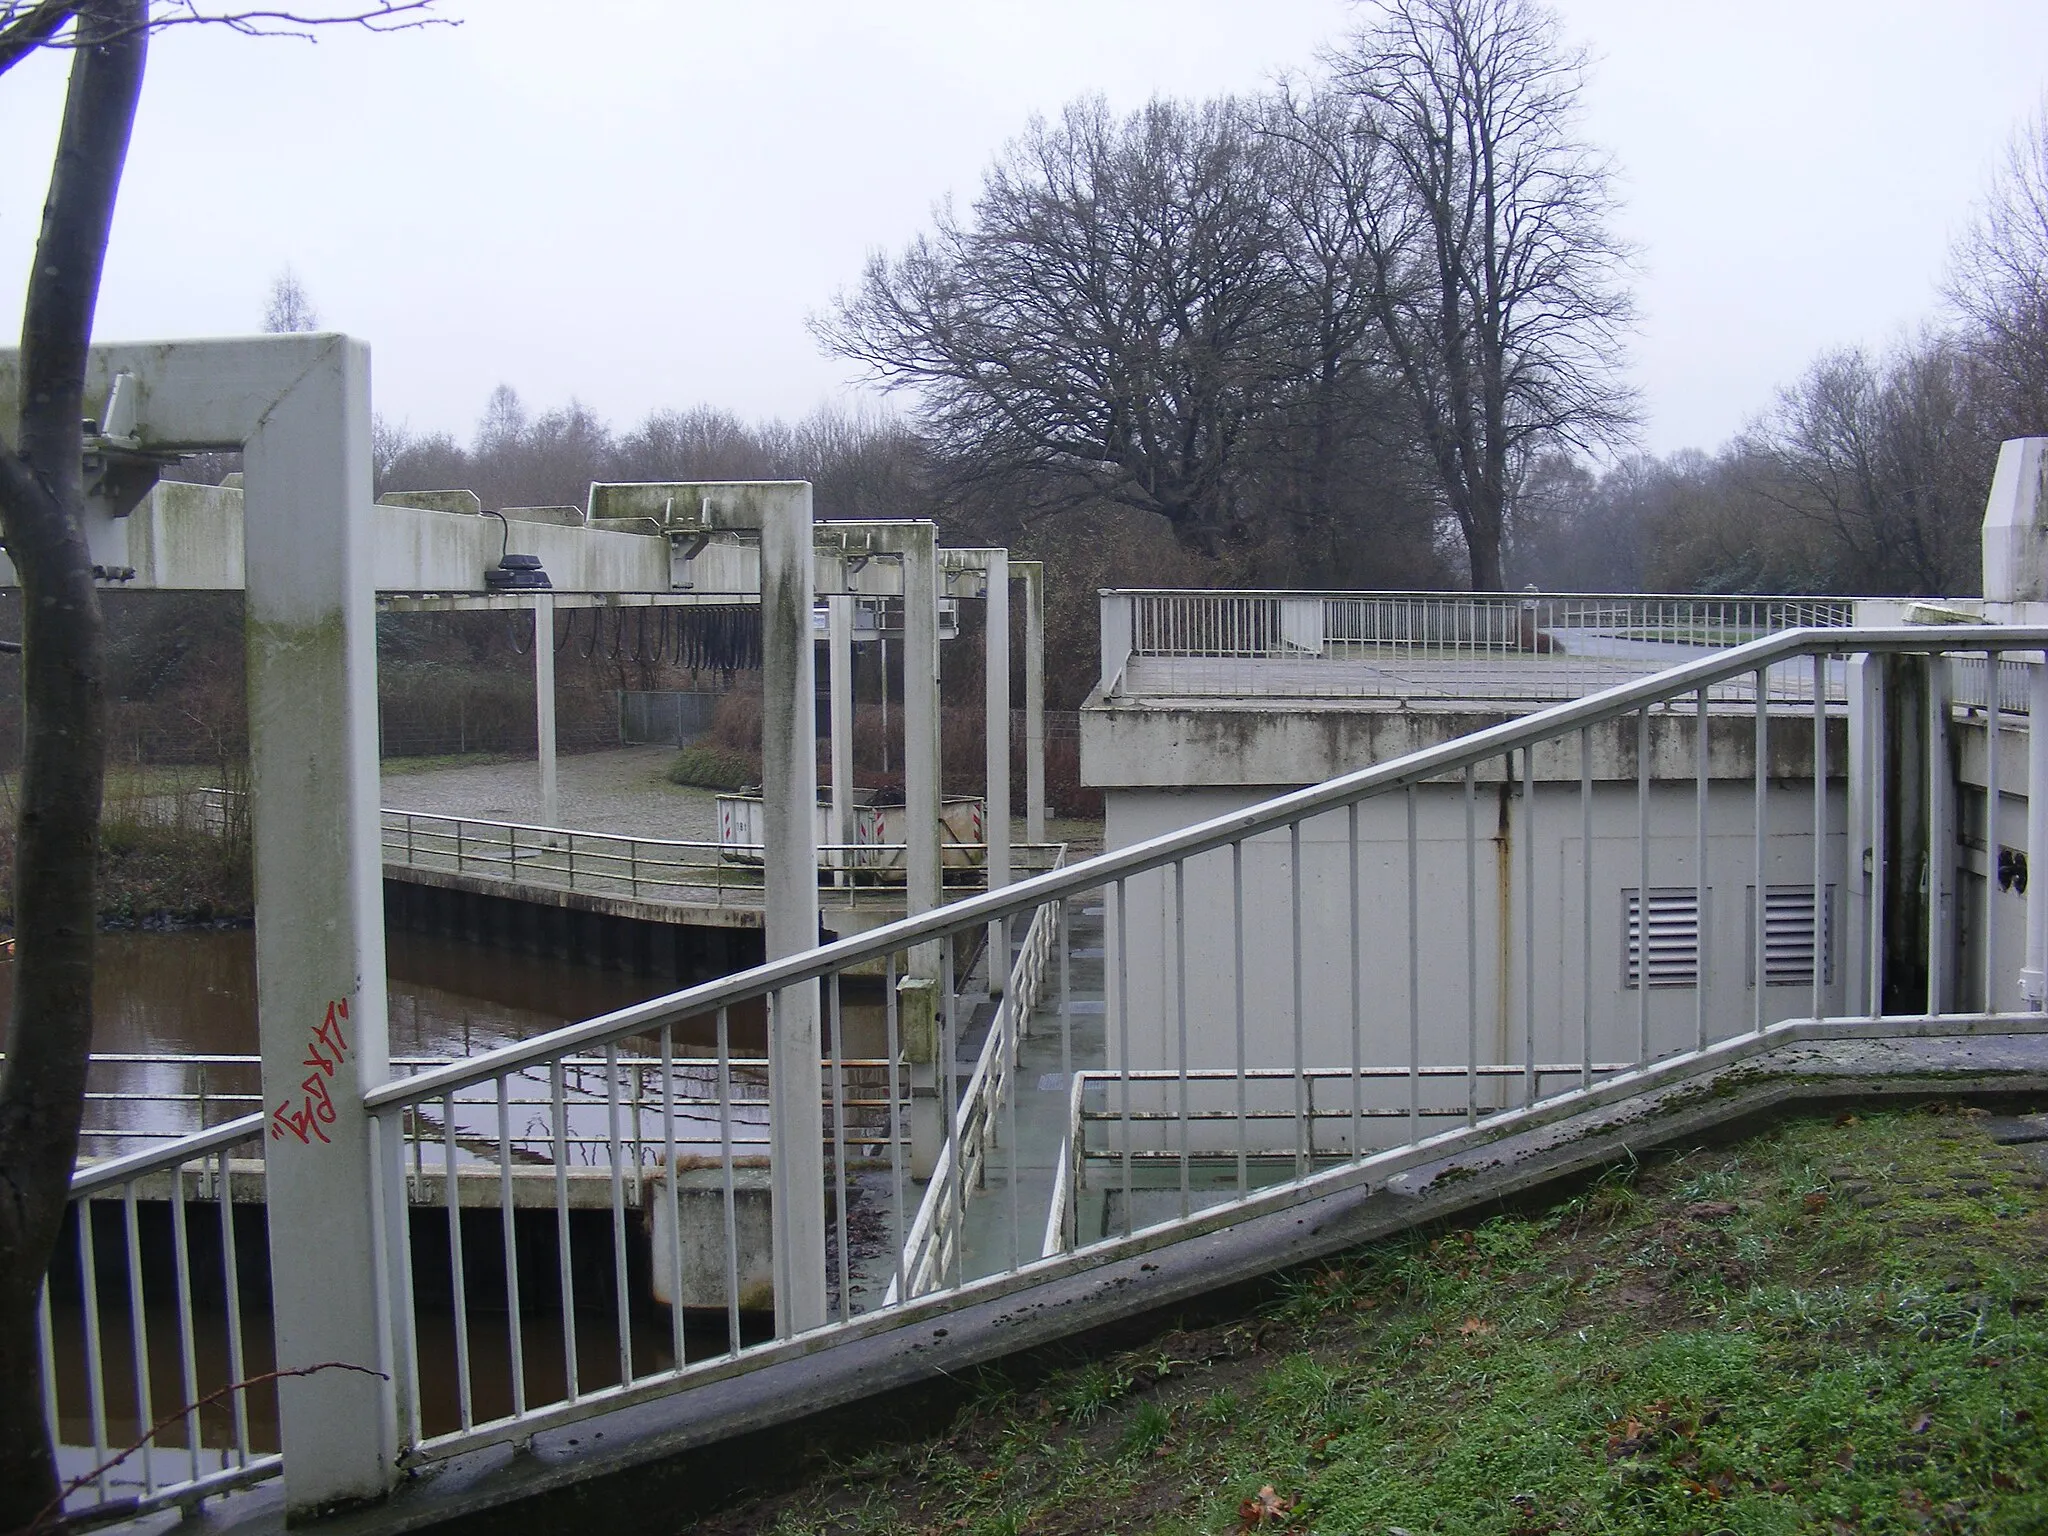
(693, 1105, 2048, 1536)
(0, 767, 252, 927)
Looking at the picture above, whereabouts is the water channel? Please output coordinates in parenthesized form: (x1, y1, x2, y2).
(14, 926, 779, 1494)
(0, 927, 680, 1156)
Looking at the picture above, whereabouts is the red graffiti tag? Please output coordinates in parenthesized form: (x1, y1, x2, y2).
(271, 997, 351, 1145)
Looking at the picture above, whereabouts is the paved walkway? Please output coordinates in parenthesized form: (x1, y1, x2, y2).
(380, 747, 1103, 858)
(957, 898, 1108, 1280)
(382, 746, 723, 840)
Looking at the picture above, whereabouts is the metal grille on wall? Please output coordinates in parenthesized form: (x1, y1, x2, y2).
(1623, 888, 1703, 988)
(1749, 884, 1834, 988)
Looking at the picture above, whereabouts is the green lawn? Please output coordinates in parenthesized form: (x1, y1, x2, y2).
(691, 1105, 2048, 1536)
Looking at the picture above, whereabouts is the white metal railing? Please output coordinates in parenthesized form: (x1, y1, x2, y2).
(39, 1115, 279, 1525)
(895, 869, 1065, 1301)
(341, 624, 2048, 1472)
(50, 1051, 904, 1181)
(42, 623, 2048, 1519)
(380, 809, 1064, 906)
(1103, 589, 1860, 702)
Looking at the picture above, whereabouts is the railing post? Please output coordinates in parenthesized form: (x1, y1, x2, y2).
(898, 975, 941, 1181)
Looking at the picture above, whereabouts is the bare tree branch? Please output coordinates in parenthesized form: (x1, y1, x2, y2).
(0, 0, 449, 77)
(0, 3, 72, 77)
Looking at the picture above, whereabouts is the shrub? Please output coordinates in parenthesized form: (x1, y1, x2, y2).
(668, 746, 759, 791)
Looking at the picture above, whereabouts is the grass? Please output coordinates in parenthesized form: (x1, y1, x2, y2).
(0, 764, 254, 926)
(688, 1104, 2048, 1535)
(379, 750, 530, 776)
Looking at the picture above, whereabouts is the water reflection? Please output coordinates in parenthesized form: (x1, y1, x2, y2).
(0, 929, 680, 1154)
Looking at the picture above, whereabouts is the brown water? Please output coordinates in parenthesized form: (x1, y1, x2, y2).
(0, 928, 678, 1153)
(77, 928, 668, 1055)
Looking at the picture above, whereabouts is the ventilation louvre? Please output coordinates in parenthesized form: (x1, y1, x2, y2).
(1748, 885, 1834, 988)
(1623, 888, 1702, 989)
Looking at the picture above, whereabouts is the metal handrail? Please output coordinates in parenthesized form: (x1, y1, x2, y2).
(67, 1111, 266, 1197)
(1107, 586, 1869, 603)
(368, 624, 2048, 1111)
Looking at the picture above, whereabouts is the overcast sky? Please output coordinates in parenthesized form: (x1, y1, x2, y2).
(1, 0, 2044, 460)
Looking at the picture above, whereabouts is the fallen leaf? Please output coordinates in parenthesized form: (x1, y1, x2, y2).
(1684, 1200, 1740, 1219)
(1237, 1484, 1294, 1528)
(1803, 1192, 1829, 1214)
(1458, 1317, 1495, 1337)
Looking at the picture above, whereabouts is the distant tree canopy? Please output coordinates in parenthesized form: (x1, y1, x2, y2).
(818, 0, 1634, 590)
(363, 78, 2048, 712)
(375, 395, 928, 526)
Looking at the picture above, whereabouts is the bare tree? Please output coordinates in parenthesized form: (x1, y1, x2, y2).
(261, 263, 320, 332)
(1947, 101, 2048, 438)
(818, 95, 1301, 556)
(0, 4, 446, 1523)
(1741, 338, 1994, 596)
(1315, 0, 1635, 590)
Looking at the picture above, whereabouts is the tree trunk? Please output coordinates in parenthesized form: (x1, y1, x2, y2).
(0, 4, 147, 1525)
(1467, 526, 1505, 592)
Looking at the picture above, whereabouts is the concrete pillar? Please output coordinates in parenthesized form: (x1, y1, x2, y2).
(984, 553, 1011, 987)
(1982, 438, 2048, 603)
(534, 591, 558, 827)
(759, 486, 829, 1335)
(1099, 589, 1132, 695)
(242, 337, 401, 1513)
(829, 594, 854, 877)
(898, 975, 941, 1181)
(903, 528, 942, 975)
(1020, 561, 1046, 846)
(2025, 661, 2048, 1009)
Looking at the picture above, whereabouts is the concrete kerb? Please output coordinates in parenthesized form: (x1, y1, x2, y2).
(173, 1016, 2048, 1536)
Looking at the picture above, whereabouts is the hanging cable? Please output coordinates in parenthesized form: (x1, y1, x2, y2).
(554, 606, 574, 654)
(507, 606, 533, 656)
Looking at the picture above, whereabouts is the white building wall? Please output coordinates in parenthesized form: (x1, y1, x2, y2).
(1103, 778, 1849, 1144)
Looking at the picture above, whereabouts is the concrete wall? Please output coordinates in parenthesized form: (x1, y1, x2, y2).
(1102, 778, 1848, 1117)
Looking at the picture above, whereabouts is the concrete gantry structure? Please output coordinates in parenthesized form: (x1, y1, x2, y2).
(0, 341, 1058, 1514)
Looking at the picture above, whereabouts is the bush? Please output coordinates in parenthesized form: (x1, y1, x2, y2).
(667, 745, 758, 791)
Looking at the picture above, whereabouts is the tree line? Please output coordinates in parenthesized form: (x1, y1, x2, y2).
(384, 0, 2047, 647)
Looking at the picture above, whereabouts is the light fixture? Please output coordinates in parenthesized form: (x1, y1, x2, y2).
(481, 509, 551, 591)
